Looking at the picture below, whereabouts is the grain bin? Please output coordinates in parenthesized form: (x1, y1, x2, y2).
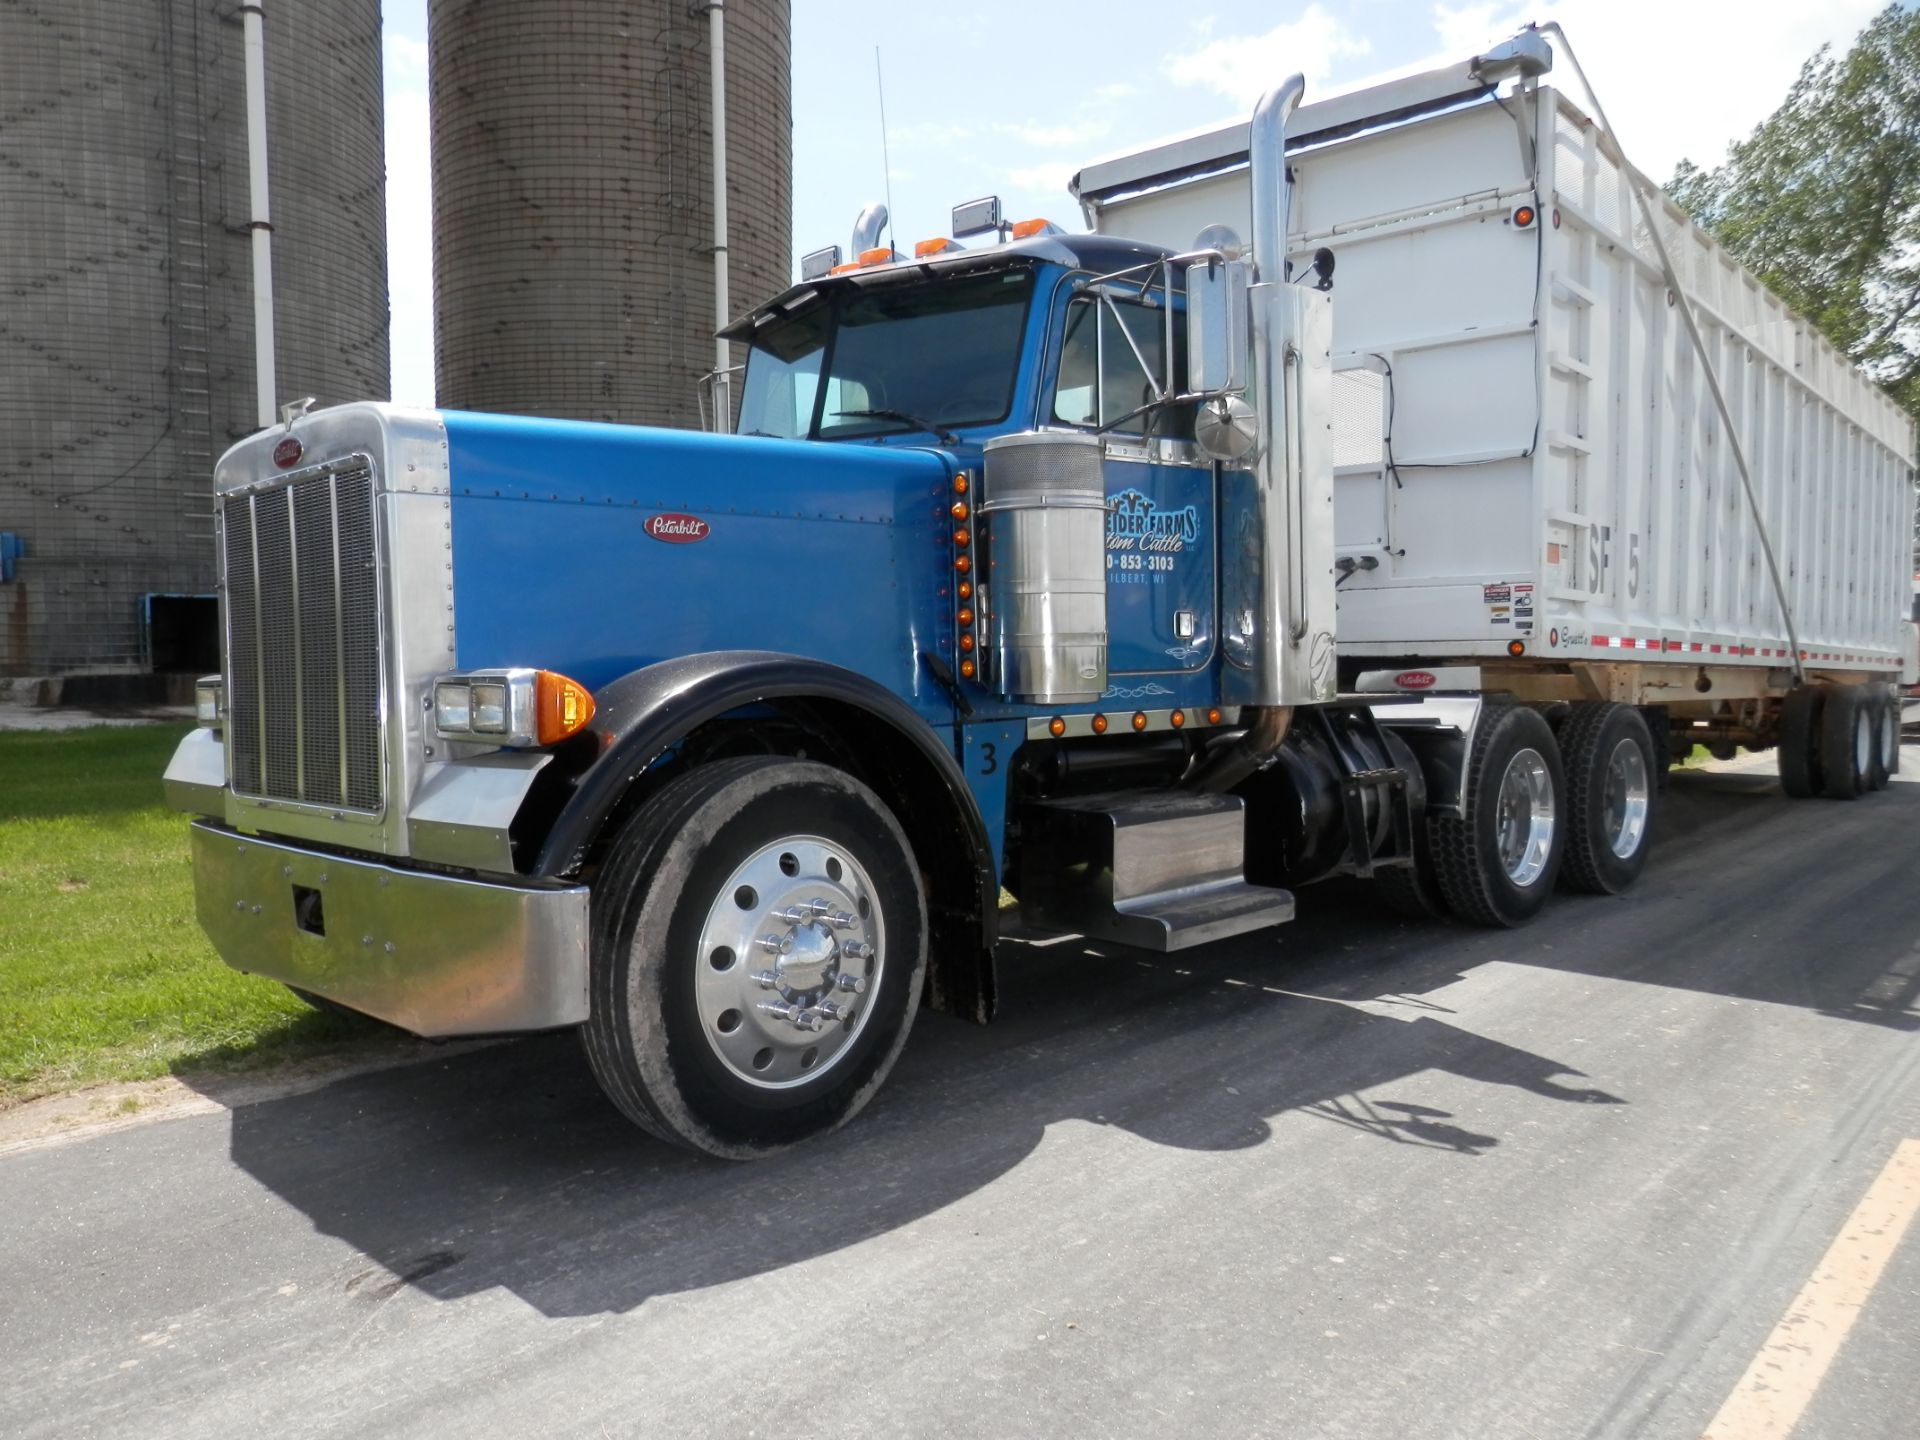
(429, 0, 792, 428)
(0, 0, 389, 678)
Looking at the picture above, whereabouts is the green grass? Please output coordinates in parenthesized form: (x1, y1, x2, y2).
(0, 725, 396, 1107)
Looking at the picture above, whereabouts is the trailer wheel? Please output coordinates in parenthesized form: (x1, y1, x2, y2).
(1428, 705, 1565, 927)
(1777, 687, 1824, 799)
(1556, 703, 1657, 895)
(1818, 685, 1873, 801)
(1870, 685, 1900, 789)
(581, 757, 927, 1157)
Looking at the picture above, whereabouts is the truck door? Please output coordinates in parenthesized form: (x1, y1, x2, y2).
(1049, 287, 1214, 681)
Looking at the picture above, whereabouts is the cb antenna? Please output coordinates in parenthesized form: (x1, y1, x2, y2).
(875, 46, 895, 253)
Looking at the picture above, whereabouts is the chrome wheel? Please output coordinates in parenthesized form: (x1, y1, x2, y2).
(1603, 737, 1651, 859)
(1495, 747, 1556, 886)
(694, 834, 884, 1090)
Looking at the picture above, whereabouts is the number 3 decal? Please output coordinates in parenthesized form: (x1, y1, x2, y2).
(978, 742, 998, 776)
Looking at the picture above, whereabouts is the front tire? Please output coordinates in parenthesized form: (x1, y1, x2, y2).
(1557, 702, 1658, 895)
(582, 757, 928, 1158)
(1428, 705, 1566, 927)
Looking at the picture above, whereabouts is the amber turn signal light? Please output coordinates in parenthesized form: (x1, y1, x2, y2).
(534, 670, 596, 746)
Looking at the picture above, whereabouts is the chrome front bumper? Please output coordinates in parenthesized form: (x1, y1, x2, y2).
(189, 822, 590, 1037)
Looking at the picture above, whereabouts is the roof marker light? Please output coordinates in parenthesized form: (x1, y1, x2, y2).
(1010, 217, 1064, 240)
(914, 237, 962, 258)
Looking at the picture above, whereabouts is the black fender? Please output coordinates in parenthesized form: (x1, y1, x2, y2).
(527, 651, 998, 1022)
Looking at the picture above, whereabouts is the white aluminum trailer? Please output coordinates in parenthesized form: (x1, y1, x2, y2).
(1075, 37, 1918, 746)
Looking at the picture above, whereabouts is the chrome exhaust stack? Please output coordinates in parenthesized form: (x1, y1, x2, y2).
(1218, 72, 1338, 720)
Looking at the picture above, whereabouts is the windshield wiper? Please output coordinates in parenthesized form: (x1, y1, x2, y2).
(835, 408, 959, 446)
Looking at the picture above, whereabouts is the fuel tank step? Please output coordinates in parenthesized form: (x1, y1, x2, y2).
(1016, 790, 1295, 952)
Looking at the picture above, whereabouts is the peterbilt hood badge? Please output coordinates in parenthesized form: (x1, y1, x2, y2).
(272, 436, 303, 469)
(644, 513, 710, 543)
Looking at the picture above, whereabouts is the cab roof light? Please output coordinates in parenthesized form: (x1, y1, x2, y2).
(914, 237, 962, 259)
(800, 244, 843, 280)
(952, 195, 1004, 239)
(1010, 217, 1064, 240)
(857, 245, 898, 267)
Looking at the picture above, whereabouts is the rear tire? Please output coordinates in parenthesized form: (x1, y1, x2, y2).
(1428, 705, 1565, 927)
(1869, 684, 1899, 789)
(1556, 702, 1658, 895)
(581, 757, 928, 1158)
(1818, 685, 1872, 801)
(1778, 687, 1824, 799)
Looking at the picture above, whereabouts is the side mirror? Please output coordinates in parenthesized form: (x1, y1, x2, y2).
(1186, 257, 1250, 396)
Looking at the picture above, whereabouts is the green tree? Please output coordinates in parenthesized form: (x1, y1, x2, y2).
(1669, 4, 1920, 421)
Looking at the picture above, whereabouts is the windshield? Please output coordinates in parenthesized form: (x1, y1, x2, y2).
(738, 268, 1034, 441)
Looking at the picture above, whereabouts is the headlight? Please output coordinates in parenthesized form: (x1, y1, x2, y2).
(430, 669, 595, 748)
(194, 675, 224, 728)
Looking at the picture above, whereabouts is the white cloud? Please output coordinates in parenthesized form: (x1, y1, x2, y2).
(1000, 119, 1112, 148)
(1008, 162, 1078, 196)
(1094, 82, 1141, 102)
(1427, 0, 1885, 177)
(1164, 4, 1372, 102)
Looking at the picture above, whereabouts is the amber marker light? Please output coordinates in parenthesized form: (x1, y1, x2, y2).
(954, 554, 971, 574)
(956, 607, 974, 626)
(953, 528, 970, 547)
(1048, 717, 1066, 737)
(959, 658, 976, 679)
(1507, 639, 1526, 657)
(534, 670, 596, 745)
(959, 634, 975, 652)
(1170, 709, 1185, 728)
(1131, 712, 1148, 732)
(857, 245, 893, 266)
(1205, 707, 1223, 725)
(1512, 204, 1536, 228)
(957, 579, 973, 599)
(1091, 714, 1109, 734)
(953, 474, 969, 495)
(1010, 217, 1056, 239)
(951, 500, 969, 520)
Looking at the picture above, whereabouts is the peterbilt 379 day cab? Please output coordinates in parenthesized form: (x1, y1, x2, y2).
(166, 32, 1918, 1157)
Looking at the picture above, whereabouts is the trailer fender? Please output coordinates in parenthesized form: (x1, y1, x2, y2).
(527, 651, 997, 1023)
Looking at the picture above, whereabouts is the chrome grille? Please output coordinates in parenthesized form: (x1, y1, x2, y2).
(222, 461, 383, 812)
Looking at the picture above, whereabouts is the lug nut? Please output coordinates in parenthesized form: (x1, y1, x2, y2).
(751, 970, 779, 990)
(827, 910, 856, 929)
(841, 940, 873, 962)
(756, 933, 788, 955)
(836, 973, 868, 994)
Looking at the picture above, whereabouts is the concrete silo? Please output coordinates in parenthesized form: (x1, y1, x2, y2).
(430, 0, 792, 428)
(0, 0, 388, 679)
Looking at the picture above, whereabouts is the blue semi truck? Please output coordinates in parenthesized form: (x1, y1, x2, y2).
(165, 48, 1907, 1157)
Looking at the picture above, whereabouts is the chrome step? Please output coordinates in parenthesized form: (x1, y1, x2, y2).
(1017, 791, 1295, 952)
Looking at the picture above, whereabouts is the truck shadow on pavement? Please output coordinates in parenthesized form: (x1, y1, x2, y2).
(222, 894, 1621, 1318)
(216, 766, 1916, 1319)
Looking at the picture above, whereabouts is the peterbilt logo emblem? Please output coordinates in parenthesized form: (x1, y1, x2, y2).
(644, 513, 710, 543)
(272, 436, 303, 469)
(1394, 670, 1437, 690)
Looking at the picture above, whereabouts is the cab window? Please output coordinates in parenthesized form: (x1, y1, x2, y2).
(1052, 292, 1190, 438)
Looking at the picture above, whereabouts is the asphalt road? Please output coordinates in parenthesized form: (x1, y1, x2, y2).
(5, 762, 1919, 1439)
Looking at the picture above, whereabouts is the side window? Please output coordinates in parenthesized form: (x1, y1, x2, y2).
(1052, 294, 1188, 437)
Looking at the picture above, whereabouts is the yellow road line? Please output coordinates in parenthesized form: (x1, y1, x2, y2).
(1702, 1138, 1920, 1439)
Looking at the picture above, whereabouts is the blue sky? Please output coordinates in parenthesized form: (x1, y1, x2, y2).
(380, 1, 1890, 407)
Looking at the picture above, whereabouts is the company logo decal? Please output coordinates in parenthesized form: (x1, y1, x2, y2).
(1106, 489, 1198, 553)
(272, 436, 303, 469)
(1394, 670, 1437, 690)
(644, 513, 710, 544)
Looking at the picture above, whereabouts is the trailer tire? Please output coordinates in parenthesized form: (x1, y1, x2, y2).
(1818, 685, 1872, 801)
(1427, 705, 1565, 927)
(1777, 687, 1824, 799)
(581, 757, 927, 1158)
(1556, 703, 1657, 895)
(1869, 685, 1899, 789)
